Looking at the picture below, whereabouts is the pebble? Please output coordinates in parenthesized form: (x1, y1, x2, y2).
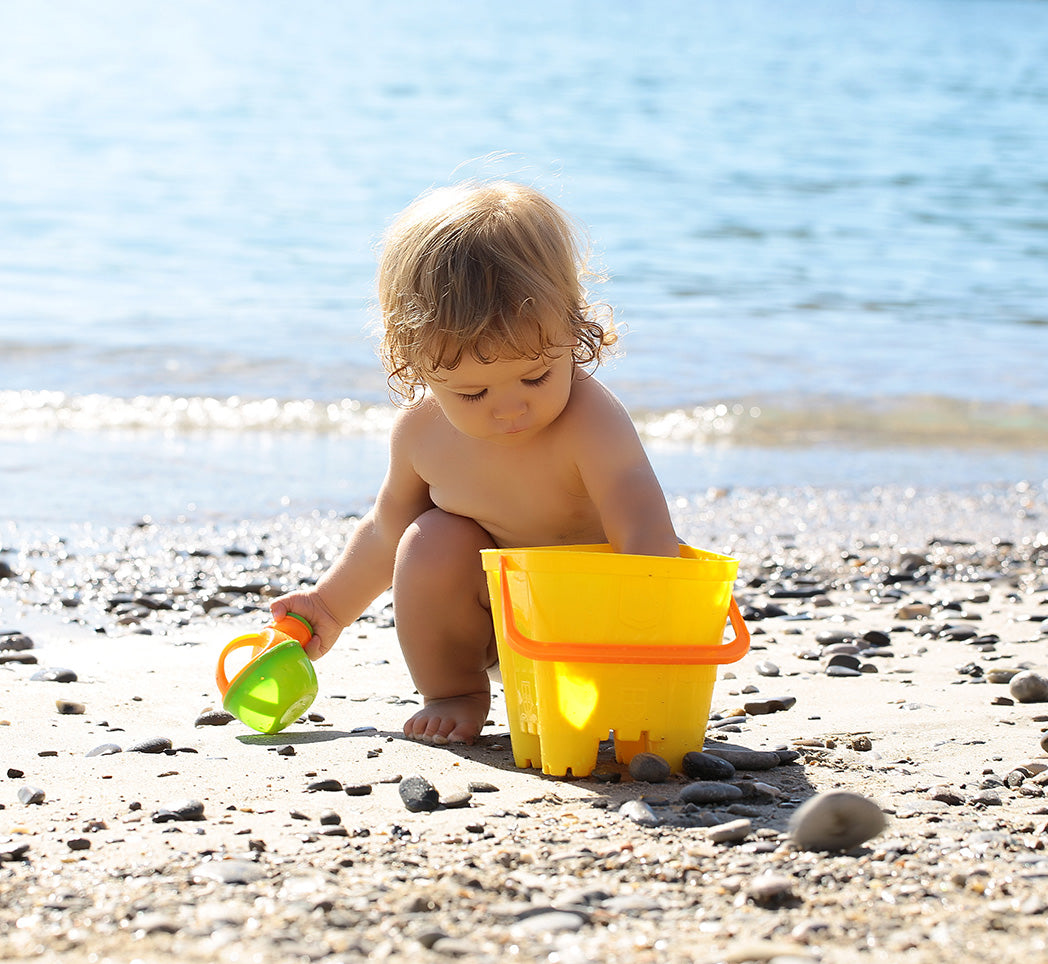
(510, 909, 587, 935)
(0, 633, 34, 651)
(826, 664, 863, 678)
(929, 786, 966, 806)
(755, 660, 780, 677)
(619, 799, 660, 826)
(679, 781, 744, 805)
(468, 781, 500, 793)
(30, 667, 78, 683)
(18, 786, 45, 805)
(439, 791, 473, 809)
(307, 779, 343, 792)
(1009, 671, 1048, 703)
(627, 752, 671, 783)
(343, 784, 373, 797)
(86, 744, 122, 757)
(707, 818, 752, 844)
(55, 700, 85, 715)
(703, 746, 781, 771)
(744, 696, 796, 716)
(193, 859, 265, 884)
(789, 791, 887, 852)
(747, 872, 796, 906)
(986, 668, 1020, 684)
(399, 774, 440, 812)
(0, 841, 30, 861)
(897, 603, 932, 619)
(152, 799, 205, 823)
(682, 751, 736, 780)
(127, 737, 173, 754)
(194, 709, 235, 726)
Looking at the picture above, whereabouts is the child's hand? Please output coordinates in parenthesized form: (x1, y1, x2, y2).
(270, 592, 341, 661)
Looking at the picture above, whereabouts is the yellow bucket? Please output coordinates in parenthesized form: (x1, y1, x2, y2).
(481, 544, 749, 777)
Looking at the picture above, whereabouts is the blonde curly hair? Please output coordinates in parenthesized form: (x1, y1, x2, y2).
(377, 181, 616, 404)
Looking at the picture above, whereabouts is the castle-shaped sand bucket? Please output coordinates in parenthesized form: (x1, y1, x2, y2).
(481, 544, 749, 777)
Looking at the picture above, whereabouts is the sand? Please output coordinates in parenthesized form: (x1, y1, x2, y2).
(2, 481, 1048, 963)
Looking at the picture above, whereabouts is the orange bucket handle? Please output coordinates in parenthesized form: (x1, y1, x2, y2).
(498, 555, 750, 665)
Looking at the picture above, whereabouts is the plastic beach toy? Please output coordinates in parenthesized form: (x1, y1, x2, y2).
(481, 544, 750, 777)
(215, 614, 317, 734)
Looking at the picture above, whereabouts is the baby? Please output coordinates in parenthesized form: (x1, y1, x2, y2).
(272, 181, 679, 745)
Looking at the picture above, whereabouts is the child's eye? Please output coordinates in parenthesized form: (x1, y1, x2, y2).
(523, 370, 552, 387)
(459, 390, 487, 402)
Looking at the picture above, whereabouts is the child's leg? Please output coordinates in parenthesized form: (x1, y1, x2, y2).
(392, 508, 498, 744)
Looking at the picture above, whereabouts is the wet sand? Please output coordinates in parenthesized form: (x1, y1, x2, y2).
(2, 482, 1048, 963)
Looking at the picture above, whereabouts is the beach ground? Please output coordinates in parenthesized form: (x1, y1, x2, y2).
(2, 482, 1048, 964)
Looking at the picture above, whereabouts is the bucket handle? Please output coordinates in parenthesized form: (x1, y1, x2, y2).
(497, 556, 750, 665)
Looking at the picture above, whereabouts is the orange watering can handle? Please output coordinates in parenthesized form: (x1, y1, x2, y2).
(498, 555, 750, 665)
(215, 633, 270, 695)
(214, 616, 313, 696)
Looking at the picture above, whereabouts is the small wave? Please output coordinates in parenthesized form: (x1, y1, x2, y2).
(636, 397, 1048, 449)
(3, 390, 1047, 450)
(0, 391, 396, 436)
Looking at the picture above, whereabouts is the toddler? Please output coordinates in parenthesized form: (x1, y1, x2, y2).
(272, 181, 679, 745)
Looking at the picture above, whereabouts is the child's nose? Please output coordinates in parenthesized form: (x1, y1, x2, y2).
(493, 396, 526, 420)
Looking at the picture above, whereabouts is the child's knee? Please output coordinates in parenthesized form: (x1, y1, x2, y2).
(395, 509, 494, 593)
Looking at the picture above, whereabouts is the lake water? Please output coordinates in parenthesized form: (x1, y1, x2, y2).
(2, 0, 1047, 528)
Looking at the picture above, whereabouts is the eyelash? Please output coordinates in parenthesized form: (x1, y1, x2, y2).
(459, 370, 552, 402)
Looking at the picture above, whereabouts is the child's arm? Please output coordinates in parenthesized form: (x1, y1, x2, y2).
(271, 412, 434, 659)
(571, 380, 680, 558)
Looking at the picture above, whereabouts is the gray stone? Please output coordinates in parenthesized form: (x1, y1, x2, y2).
(702, 746, 781, 770)
(306, 779, 343, 792)
(0, 633, 34, 651)
(511, 910, 587, 935)
(399, 774, 440, 812)
(86, 743, 122, 757)
(826, 665, 863, 678)
(18, 786, 45, 805)
(628, 752, 671, 783)
(152, 799, 205, 822)
(707, 818, 752, 844)
(195, 709, 235, 726)
(127, 737, 173, 753)
(31, 667, 78, 683)
(789, 791, 887, 852)
(194, 858, 265, 884)
(619, 799, 660, 826)
(747, 872, 796, 905)
(679, 781, 744, 805)
(0, 841, 31, 862)
(1010, 671, 1048, 703)
(682, 750, 736, 780)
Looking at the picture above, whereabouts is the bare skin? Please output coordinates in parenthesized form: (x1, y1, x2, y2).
(272, 343, 679, 744)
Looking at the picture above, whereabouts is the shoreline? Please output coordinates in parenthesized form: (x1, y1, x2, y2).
(3, 484, 1048, 963)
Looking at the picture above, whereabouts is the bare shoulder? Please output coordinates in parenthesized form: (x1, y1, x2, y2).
(559, 373, 635, 434)
(390, 396, 445, 447)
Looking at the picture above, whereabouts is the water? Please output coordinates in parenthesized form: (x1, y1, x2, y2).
(2, 0, 1048, 527)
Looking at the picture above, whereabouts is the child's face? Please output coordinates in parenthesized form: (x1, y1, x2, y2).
(424, 344, 575, 445)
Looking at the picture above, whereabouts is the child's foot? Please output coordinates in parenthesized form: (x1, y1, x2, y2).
(403, 692, 490, 745)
